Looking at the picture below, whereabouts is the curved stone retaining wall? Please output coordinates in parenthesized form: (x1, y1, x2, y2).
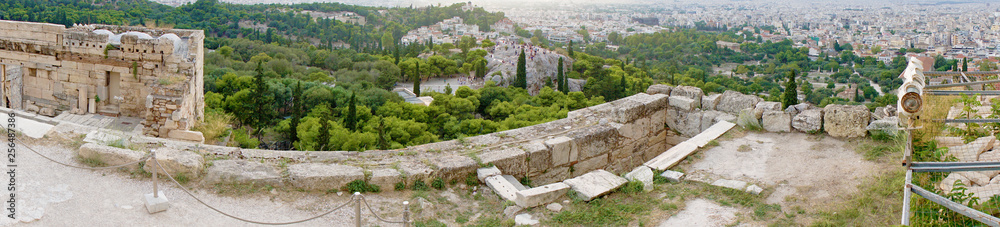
(76, 84, 889, 191)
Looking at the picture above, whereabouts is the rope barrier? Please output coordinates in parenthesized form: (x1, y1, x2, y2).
(19, 135, 411, 226)
(17, 137, 150, 170)
(359, 194, 409, 224)
(153, 158, 353, 225)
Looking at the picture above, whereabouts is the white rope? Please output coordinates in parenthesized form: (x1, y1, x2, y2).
(154, 158, 351, 225)
(359, 194, 409, 224)
(19, 137, 150, 170)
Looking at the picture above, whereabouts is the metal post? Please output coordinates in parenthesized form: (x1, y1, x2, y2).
(902, 170, 913, 225)
(354, 192, 362, 227)
(152, 150, 158, 198)
(402, 201, 410, 227)
(901, 119, 914, 225)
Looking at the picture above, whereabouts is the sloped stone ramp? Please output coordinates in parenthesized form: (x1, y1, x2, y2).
(645, 121, 736, 171)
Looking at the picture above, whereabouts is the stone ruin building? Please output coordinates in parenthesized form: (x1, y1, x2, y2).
(0, 20, 205, 142)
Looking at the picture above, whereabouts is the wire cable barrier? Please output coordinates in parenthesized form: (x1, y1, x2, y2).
(19, 137, 411, 226)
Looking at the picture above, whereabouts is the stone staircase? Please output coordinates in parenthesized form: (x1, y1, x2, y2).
(97, 104, 120, 117)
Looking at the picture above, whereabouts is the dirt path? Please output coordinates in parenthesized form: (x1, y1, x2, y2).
(2, 140, 406, 227)
(657, 199, 743, 227)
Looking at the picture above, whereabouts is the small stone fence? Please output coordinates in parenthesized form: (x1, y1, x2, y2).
(75, 84, 894, 197)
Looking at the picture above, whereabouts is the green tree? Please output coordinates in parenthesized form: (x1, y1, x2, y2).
(218, 46, 234, 58)
(801, 81, 813, 104)
(557, 57, 566, 93)
(851, 85, 863, 102)
(393, 44, 400, 65)
(568, 40, 574, 58)
(318, 120, 331, 150)
(516, 49, 527, 89)
(617, 74, 628, 99)
(963, 57, 969, 72)
(251, 62, 276, 136)
(376, 117, 389, 150)
(414, 61, 421, 96)
(782, 70, 799, 109)
(289, 81, 304, 142)
(346, 93, 358, 131)
(481, 39, 495, 48)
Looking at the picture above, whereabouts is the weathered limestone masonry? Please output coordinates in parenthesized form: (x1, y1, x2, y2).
(0, 20, 205, 142)
(78, 84, 881, 196)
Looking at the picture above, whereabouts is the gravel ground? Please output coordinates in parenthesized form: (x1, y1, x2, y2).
(1, 140, 408, 227)
(657, 199, 744, 227)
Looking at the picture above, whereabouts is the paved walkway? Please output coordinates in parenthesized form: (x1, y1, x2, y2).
(53, 112, 142, 134)
(0, 114, 53, 139)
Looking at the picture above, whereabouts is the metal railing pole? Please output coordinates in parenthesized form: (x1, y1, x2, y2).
(902, 170, 913, 225)
(152, 150, 158, 198)
(403, 201, 410, 227)
(354, 192, 362, 227)
(901, 120, 913, 225)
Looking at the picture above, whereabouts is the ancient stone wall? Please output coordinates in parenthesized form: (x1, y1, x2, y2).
(172, 84, 885, 191)
(0, 20, 204, 141)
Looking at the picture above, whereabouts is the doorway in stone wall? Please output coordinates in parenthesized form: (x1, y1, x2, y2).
(0, 64, 22, 109)
(102, 71, 121, 116)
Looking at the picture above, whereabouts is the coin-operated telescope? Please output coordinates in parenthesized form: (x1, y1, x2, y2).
(897, 57, 926, 122)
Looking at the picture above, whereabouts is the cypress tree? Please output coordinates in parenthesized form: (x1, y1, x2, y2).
(479, 59, 488, 78)
(346, 93, 357, 131)
(290, 81, 303, 142)
(317, 104, 331, 151)
(557, 57, 566, 93)
(251, 62, 275, 137)
(516, 49, 527, 89)
(782, 70, 799, 109)
(394, 44, 400, 65)
(618, 74, 628, 99)
(854, 86, 863, 102)
(568, 40, 574, 58)
(376, 117, 389, 150)
(414, 61, 421, 96)
(963, 57, 968, 72)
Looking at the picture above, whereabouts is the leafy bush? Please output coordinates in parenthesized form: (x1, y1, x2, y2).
(616, 180, 644, 194)
(193, 110, 233, 144)
(464, 173, 479, 186)
(394, 181, 406, 191)
(343, 180, 381, 193)
(519, 176, 532, 188)
(230, 129, 260, 148)
(652, 170, 669, 184)
(413, 179, 429, 191)
(431, 177, 445, 190)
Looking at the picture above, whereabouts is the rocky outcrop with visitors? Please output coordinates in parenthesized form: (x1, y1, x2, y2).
(485, 41, 574, 95)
